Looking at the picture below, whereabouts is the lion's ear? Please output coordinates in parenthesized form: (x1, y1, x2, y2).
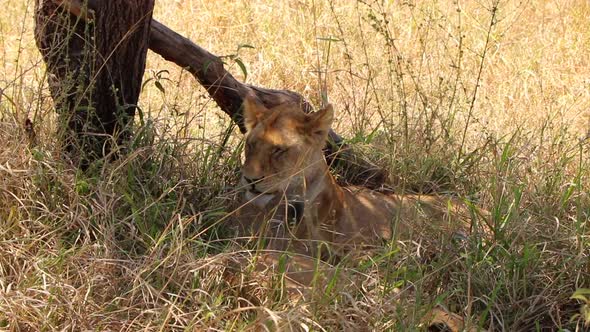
(242, 93, 269, 132)
(306, 104, 334, 141)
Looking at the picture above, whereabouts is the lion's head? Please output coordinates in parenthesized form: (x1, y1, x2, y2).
(240, 94, 334, 199)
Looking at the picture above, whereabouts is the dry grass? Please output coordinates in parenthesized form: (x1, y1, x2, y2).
(1, 0, 589, 330)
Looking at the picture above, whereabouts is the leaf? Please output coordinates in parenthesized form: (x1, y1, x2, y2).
(238, 43, 255, 50)
(156, 69, 170, 79)
(136, 105, 145, 126)
(234, 58, 248, 80)
(75, 105, 96, 112)
(154, 81, 165, 94)
(317, 36, 342, 42)
(141, 77, 154, 89)
(75, 179, 91, 195)
(571, 288, 590, 302)
(202, 59, 214, 74)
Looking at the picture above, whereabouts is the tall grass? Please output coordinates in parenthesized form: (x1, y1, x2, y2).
(0, 0, 588, 330)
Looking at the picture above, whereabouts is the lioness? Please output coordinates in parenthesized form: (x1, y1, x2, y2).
(235, 94, 479, 259)
(229, 94, 485, 331)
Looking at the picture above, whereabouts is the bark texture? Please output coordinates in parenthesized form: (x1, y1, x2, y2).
(35, 0, 154, 167)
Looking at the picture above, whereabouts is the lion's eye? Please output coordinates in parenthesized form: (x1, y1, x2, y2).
(272, 146, 287, 157)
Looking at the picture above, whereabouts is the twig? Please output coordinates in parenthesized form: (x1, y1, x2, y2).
(457, 2, 499, 162)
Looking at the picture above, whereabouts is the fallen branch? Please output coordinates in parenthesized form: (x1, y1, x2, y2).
(47, 0, 388, 188)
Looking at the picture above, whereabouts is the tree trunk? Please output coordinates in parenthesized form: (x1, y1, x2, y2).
(35, 0, 154, 168)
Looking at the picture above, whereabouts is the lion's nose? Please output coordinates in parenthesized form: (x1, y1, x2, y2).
(243, 176, 263, 192)
(243, 176, 262, 184)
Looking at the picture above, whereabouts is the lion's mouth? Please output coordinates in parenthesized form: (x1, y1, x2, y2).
(247, 187, 277, 196)
(248, 185, 263, 194)
(245, 189, 275, 208)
